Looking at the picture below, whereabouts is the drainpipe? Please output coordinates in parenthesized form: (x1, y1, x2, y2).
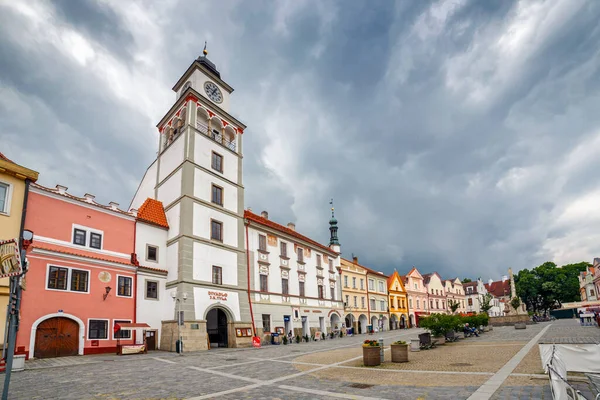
(132, 220, 137, 344)
(365, 274, 371, 325)
(245, 223, 257, 336)
(2, 179, 30, 359)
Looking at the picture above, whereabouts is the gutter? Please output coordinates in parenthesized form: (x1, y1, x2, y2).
(18, 179, 30, 246)
(245, 223, 257, 336)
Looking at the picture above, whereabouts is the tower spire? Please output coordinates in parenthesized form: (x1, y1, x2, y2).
(203, 41, 208, 56)
(329, 198, 339, 246)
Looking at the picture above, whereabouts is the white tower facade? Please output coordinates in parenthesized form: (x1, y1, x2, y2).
(131, 50, 252, 350)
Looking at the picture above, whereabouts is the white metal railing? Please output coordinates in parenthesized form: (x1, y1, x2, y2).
(196, 121, 236, 152)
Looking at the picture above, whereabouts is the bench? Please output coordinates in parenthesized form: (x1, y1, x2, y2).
(445, 331, 459, 343)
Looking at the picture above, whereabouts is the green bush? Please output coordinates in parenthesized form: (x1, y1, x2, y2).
(419, 313, 458, 337)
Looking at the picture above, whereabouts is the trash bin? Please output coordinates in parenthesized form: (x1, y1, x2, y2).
(270, 333, 280, 345)
(176, 339, 183, 353)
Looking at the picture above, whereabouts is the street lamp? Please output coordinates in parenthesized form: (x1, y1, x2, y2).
(171, 290, 187, 355)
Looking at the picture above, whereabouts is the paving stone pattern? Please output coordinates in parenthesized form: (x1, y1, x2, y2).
(0, 320, 597, 399)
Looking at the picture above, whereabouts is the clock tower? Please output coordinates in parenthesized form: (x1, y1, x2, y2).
(131, 47, 251, 350)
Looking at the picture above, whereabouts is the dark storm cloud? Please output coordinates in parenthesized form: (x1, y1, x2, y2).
(1, 0, 600, 280)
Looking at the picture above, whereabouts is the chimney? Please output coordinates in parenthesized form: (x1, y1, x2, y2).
(501, 275, 508, 282)
(130, 208, 138, 217)
(109, 202, 120, 211)
(247, 207, 252, 212)
(488, 278, 493, 285)
(353, 256, 358, 264)
(84, 193, 95, 203)
(287, 222, 295, 231)
(261, 210, 268, 219)
(55, 185, 68, 194)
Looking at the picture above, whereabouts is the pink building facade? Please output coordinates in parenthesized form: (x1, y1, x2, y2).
(17, 184, 138, 358)
(404, 267, 428, 327)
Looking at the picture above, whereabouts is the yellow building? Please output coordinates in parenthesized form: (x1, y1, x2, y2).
(0, 152, 38, 348)
(388, 270, 409, 329)
(340, 257, 370, 334)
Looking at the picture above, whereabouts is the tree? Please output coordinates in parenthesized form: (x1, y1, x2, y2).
(462, 278, 472, 283)
(448, 299, 460, 313)
(514, 261, 589, 314)
(479, 293, 493, 314)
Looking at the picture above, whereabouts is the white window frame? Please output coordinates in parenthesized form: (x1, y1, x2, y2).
(71, 224, 104, 250)
(116, 274, 133, 298)
(45, 264, 90, 294)
(378, 281, 384, 293)
(112, 319, 132, 339)
(87, 318, 110, 341)
(380, 300, 385, 311)
(368, 279, 374, 291)
(0, 180, 13, 216)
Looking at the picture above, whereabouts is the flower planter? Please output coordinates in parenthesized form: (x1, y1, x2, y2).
(432, 335, 446, 345)
(391, 344, 409, 363)
(362, 346, 381, 366)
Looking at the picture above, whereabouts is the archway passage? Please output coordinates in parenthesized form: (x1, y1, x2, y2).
(409, 314, 415, 328)
(400, 314, 407, 329)
(390, 314, 398, 330)
(330, 313, 341, 333)
(34, 317, 79, 358)
(358, 314, 368, 334)
(207, 308, 228, 348)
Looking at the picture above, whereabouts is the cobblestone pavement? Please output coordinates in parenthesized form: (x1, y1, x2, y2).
(0, 320, 597, 399)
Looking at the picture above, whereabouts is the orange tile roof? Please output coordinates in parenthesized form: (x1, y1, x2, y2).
(32, 243, 168, 275)
(137, 198, 169, 229)
(0, 151, 12, 162)
(244, 210, 336, 255)
(33, 243, 134, 266)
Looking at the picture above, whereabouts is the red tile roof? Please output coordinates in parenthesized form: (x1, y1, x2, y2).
(341, 257, 388, 278)
(137, 198, 169, 229)
(484, 280, 511, 298)
(244, 210, 336, 255)
(32, 243, 167, 275)
(33, 243, 134, 266)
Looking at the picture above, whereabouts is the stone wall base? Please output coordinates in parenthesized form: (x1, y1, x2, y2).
(160, 320, 253, 351)
(489, 315, 532, 326)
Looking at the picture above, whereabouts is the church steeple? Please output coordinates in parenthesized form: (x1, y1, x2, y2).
(329, 198, 339, 246)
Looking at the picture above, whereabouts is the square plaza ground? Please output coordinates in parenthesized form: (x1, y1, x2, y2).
(1, 319, 598, 399)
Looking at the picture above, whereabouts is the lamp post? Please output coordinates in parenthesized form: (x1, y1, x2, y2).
(3, 230, 33, 400)
(171, 290, 187, 354)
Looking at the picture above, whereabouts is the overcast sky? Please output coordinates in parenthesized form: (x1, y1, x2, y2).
(1, 0, 599, 280)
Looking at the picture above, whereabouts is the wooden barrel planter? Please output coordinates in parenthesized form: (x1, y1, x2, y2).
(362, 346, 381, 366)
(391, 344, 409, 363)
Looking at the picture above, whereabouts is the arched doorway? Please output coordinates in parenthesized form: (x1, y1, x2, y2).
(206, 308, 228, 348)
(390, 314, 398, 330)
(400, 314, 407, 329)
(358, 314, 367, 334)
(330, 313, 341, 333)
(34, 317, 79, 358)
(381, 316, 388, 331)
(409, 314, 415, 328)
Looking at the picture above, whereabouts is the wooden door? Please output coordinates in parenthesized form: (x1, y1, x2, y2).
(146, 331, 156, 351)
(34, 317, 79, 358)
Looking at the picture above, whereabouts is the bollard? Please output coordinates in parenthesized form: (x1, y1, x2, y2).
(379, 338, 384, 363)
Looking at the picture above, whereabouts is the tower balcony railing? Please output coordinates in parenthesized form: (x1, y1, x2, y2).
(196, 121, 236, 152)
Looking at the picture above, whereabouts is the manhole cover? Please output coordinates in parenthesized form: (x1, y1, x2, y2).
(291, 350, 302, 353)
(450, 363, 472, 367)
(225, 358, 237, 361)
(348, 383, 374, 389)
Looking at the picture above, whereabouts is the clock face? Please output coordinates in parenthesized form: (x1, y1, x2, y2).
(204, 81, 223, 104)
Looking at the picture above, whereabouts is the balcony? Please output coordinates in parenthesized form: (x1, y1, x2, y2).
(196, 121, 236, 152)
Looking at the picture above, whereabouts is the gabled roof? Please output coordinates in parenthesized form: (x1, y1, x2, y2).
(0, 151, 39, 181)
(484, 280, 511, 298)
(0, 152, 11, 162)
(422, 272, 442, 285)
(405, 266, 423, 280)
(245, 210, 336, 255)
(387, 270, 406, 292)
(137, 198, 169, 229)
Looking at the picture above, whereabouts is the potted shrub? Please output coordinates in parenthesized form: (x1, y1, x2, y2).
(419, 314, 447, 345)
(304, 334, 310, 343)
(362, 340, 381, 366)
(283, 335, 288, 345)
(391, 340, 409, 363)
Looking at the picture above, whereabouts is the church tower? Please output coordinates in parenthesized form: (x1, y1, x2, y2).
(131, 46, 252, 350)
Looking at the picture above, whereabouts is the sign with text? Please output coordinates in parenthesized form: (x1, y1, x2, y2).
(0, 238, 21, 278)
(208, 291, 228, 301)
